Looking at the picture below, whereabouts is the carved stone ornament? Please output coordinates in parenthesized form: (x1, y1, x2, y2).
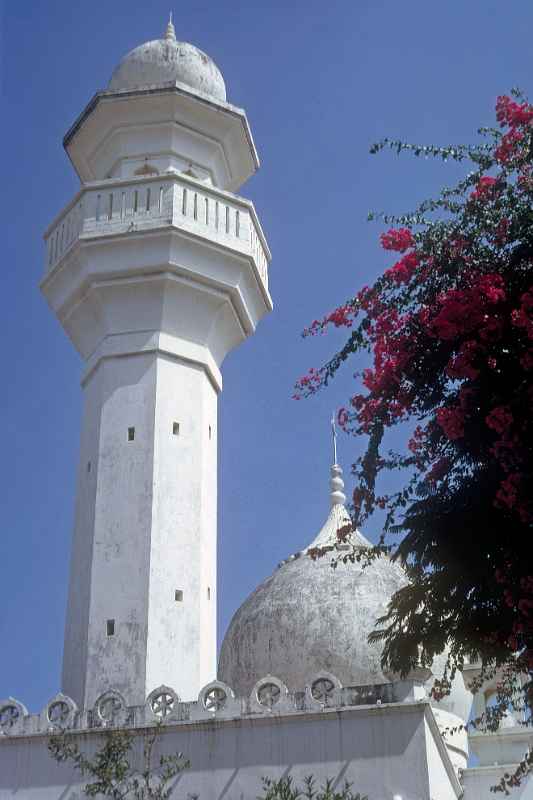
(249, 675, 291, 714)
(257, 681, 280, 709)
(46, 693, 77, 730)
(309, 671, 342, 707)
(203, 686, 227, 713)
(311, 677, 335, 704)
(0, 698, 28, 735)
(146, 686, 179, 720)
(94, 690, 128, 727)
(189, 680, 238, 721)
(305, 671, 342, 709)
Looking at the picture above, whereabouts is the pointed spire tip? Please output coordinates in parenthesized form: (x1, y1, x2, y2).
(331, 412, 338, 466)
(164, 11, 176, 41)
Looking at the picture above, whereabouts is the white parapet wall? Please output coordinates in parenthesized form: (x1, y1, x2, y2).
(0, 682, 463, 800)
(462, 766, 533, 800)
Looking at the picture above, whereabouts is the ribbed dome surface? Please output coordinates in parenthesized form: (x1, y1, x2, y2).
(108, 20, 226, 101)
(219, 464, 473, 723)
(219, 501, 407, 694)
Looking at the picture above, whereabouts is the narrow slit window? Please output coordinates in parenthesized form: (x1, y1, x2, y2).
(159, 186, 164, 213)
(96, 194, 101, 221)
(207, 587, 211, 600)
(205, 197, 209, 224)
(172, 422, 180, 436)
(121, 192, 126, 219)
(108, 193, 113, 220)
(128, 427, 135, 442)
(225, 206, 230, 234)
(193, 193, 198, 220)
(236, 210, 240, 237)
(106, 619, 115, 636)
(209, 425, 212, 440)
(146, 187, 151, 212)
(182, 188, 187, 215)
(87, 461, 91, 473)
(215, 201, 219, 230)
(133, 190, 139, 213)
(175, 590, 183, 602)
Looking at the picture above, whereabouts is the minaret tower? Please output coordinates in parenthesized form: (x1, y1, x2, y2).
(41, 18, 272, 709)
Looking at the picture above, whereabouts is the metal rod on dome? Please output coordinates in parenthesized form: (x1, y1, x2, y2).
(331, 412, 338, 466)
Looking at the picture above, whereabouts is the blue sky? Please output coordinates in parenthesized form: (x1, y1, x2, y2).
(1, 0, 532, 711)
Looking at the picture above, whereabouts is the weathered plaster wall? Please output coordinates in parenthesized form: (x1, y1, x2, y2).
(424, 717, 461, 800)
(0, 704, 460, 800)
(462, 765, 533, 800)
(147, 353, 218, 696)
(61, 359, 106, 708)
(62, 352, 218, 709)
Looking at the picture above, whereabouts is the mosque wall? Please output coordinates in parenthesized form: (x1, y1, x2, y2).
(424, 717, 462, 800)
(461, 766, 533, 800)
(0, 702, 461, 800)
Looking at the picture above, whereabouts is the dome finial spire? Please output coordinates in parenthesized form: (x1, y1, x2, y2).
(329, 414, 346, 506)
(331, 412, 338, 466)
(164, 11, 176, 41)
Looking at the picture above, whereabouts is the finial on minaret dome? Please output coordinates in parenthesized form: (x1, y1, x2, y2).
(330, 414, 346, 507)
(164, 12, 176, 41)
(331, 412, 338, 465)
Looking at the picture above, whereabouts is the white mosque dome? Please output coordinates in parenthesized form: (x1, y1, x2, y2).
(108, 17, 227, 102)
(219, 462, 473, 723)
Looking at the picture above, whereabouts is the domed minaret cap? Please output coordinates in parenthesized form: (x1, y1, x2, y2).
(108, 14, 227, 101)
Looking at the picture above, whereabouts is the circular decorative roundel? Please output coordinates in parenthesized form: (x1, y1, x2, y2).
(0, 704, 20, 732)
(203, 686, 227, 713)
(48, 700, 71, 726)
(150, 691, 175, 719)
(97, 694, 125, 722)
(311, 677, 335, 705)
(257, 682, 280, 709)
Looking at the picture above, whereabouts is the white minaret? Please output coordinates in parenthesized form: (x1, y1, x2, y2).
(41, 18, 272, 710)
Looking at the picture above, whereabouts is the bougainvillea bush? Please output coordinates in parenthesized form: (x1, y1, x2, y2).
(295, 91, 532, 791)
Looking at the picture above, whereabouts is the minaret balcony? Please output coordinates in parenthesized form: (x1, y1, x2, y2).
(44, 172, 270, 294)
(42, 172, 272, 372)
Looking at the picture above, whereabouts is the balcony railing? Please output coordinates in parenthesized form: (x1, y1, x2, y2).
(44, 174, 270, 291)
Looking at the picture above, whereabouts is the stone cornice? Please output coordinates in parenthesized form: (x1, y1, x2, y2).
(62, 82, 259, 172)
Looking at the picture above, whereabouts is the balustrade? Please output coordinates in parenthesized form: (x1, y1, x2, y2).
(0, 675, 396, 737)
(45, 175, 270, 290)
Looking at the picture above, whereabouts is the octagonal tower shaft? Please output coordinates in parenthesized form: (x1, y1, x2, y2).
(63, 352, 219, 707)
(42, 83, 271, 709)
